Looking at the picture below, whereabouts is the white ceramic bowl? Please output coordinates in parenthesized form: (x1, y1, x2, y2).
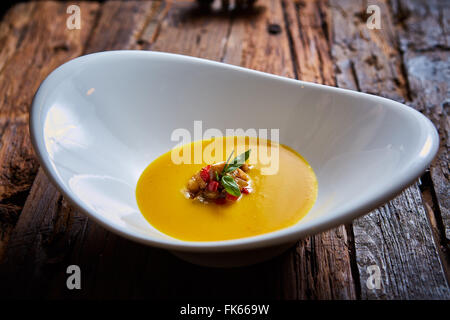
(30, 51, 438, 267)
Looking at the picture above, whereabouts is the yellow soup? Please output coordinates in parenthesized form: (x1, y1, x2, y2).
(136, 136, 317, 241)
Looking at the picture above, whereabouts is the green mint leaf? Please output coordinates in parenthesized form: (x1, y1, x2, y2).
(221, 175, 241, 197)
(223, 149, 251, 174)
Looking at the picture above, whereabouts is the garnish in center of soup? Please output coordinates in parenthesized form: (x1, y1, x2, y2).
(136, 136, 317, 241)
(186, 149, 253, 204)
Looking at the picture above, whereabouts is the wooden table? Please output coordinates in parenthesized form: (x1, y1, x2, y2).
(0, 0, 448, 300)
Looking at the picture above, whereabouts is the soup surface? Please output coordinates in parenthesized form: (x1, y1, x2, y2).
(136, 136, 317, 241)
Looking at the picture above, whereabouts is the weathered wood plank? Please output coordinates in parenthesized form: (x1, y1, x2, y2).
(329, 0, 449, 299)
(281, 0, 357, 299)
(0, 2, 36, 74)
(0, 0, 164, 298)
(392, 0, 450, 288)
(392, 0, 449, 259)
(0, 1, 99, 261)
(222, 0, 293, 77)
(282, 0, 334, 85)
(353, 186, 449, 298)
(150, 0, 231, 60)
(83, 0, 156, 53)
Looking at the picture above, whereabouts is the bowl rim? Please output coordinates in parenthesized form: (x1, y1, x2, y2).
(29, 50, 440, 252)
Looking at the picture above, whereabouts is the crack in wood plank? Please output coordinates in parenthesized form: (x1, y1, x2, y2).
(280, 0, 299, 80)
(419, 170, 450, 284)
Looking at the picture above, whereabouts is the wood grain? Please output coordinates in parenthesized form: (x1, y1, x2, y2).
(282, 0, 334, 85)
(329, 0, 449, 299)
(0, 1, 99, 261)
(281, 0, 356, 299)
(0, 0, 161, 298)
(393, 0, 449, 251)
(151, 0, 231, 61)
(0, 0, 448, 300)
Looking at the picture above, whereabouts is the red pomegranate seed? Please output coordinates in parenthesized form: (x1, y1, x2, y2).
(200, 165, 211, 182)
(207, 181, 219, 192)
(241, 187, 250, 194)
(226, 193, 239, 201)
